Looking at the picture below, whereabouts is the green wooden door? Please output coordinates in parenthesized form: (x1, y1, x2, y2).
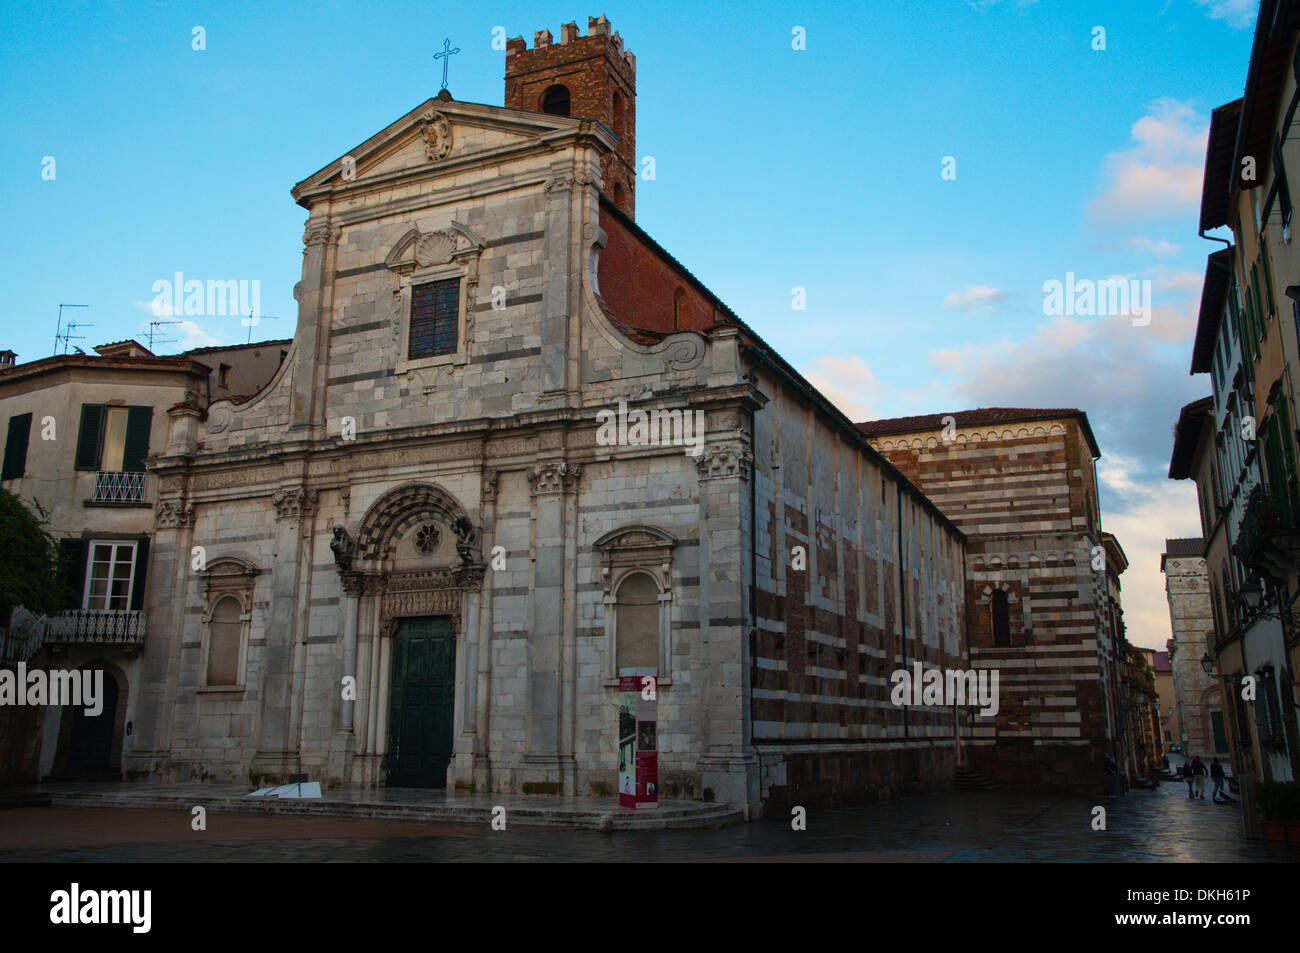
(387, 616, 456, 787)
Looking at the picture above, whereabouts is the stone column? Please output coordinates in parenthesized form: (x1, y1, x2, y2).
(540, 167, 575, 400)
(129, 490, 195, 771)
(694, 442, 761, 816)
(339, 574, 361, 730)
(474, 471, 499, 790)
(290, 220, 341, 434)
(252, 486, 316, 781)
(522, 462, 581, 789)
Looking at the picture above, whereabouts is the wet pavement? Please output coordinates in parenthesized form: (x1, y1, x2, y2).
(1, 776, 1293, 862)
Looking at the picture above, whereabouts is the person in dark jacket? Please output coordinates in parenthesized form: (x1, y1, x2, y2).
(1210, 758, 1226, 800)
(1181, 759, 1195, 798)
(1191, 756, 1207, 799)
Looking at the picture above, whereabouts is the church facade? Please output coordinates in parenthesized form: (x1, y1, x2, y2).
(127, 16, 967, 815)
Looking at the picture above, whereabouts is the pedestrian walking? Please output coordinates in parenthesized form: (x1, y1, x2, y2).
(1191, 756, 1207, 799)
(1210, 758, 1226, 800)
(1104, 755, 1117, 798)
(1181, 759, 1194, 798)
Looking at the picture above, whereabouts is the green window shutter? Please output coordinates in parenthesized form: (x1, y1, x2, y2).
(1261, 251, 1277, 320)
(122, 406, 152, 473)
(74, 404, 106, 470)
(1, 412, 32, 480)
(1252, 266, 1265, 342)
(130, 537, 150, 610)
(58, 538, 87, 609)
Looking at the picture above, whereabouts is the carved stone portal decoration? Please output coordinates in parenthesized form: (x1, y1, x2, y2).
(272, 486, 318, 521)
(529, 462, 582, 496)
(355, 482, 475, 561)
(330, 524, 357, 571)
(414, 523, 441, 554)
(694, 444, 753, 482)
(422, 110, 453, 161)
(451, 514, 480, 564)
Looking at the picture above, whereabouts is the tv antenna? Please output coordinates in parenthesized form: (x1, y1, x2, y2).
(146, 318, 181, 351)
(244, 311, 279, 344)
(58, 321, 94, 355)
(53, 303, 89, 355)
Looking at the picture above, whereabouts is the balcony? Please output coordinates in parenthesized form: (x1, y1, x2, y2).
(90, 470, 148, 505)
(1232, 485, 1300, 583)
(43, 609, 146, 652)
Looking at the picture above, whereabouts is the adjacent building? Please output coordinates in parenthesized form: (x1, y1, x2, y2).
(0, 339, 284, 786)
(1174, 0, 1300, 822)
(859, 408, 1127, 791)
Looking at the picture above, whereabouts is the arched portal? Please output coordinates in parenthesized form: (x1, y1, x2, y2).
(342, 482, 485, 789)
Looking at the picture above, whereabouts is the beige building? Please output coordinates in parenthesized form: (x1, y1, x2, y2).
(0, 339, 280, 785)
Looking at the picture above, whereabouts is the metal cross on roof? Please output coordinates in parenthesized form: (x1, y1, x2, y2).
(433, 38, 461, 91)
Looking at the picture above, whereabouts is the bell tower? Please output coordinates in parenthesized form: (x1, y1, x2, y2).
(505, 15, 637, 218)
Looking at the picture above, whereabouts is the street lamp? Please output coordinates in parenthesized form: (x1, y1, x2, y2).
(1201, 651, 1216, 676)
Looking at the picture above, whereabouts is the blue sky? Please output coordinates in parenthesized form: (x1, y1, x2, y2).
(0, 0, 1261, 646)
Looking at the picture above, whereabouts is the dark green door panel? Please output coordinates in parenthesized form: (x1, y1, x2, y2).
(387, 616, 456, 787)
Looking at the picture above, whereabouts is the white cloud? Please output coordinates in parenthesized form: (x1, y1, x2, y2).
(132, 301, 221, 350)
(1192, 0, 1258, 29)
(942, 285, 1007, 312)
(804, 354, 887, 422)
(1087, 99, 1209, 228)
(1124, 236, 1182, 258)
(1102, 479, 1202, 651)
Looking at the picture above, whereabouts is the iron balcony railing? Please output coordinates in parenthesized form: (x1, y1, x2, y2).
(44, 609, 146, 645)
(1232, 485, 1300, 563)
(92, 470, 148, 504)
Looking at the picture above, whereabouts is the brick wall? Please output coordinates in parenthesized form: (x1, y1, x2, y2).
(506, 16, 637, 217)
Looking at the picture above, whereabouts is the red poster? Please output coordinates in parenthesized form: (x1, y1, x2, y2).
(617, 671, 658, 809)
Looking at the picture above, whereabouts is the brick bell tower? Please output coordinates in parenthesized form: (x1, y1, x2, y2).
(505, 15, 637, 219)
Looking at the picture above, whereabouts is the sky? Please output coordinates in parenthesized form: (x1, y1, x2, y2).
(0, 0, 1262, 649)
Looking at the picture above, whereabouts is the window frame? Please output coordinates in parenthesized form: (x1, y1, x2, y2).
(595, 525, 677, 688)
(395, 267, 469, 376)
(82, 539, 139, 611)
(198, 558, 259, 692)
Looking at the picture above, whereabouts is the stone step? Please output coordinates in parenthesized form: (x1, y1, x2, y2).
(46, 790, 743, 831)
(953, 769, 1004, 791)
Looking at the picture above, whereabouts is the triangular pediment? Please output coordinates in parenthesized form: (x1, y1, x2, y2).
(292, 98, 608, 203)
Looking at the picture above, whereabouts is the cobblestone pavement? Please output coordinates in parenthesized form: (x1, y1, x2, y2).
(0, 780, 1293, 862)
